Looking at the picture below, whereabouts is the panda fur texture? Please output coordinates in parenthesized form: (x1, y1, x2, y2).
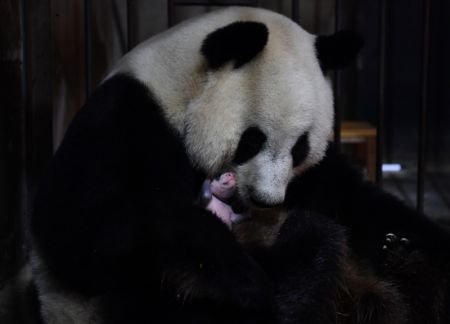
(233, 144, 450, 324)
(29, 7, 365, 324)
(283, 145, 450, 324)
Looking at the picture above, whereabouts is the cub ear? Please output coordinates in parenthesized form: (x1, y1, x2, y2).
(201, 21, 269, 70)
(315, 30, 364, 72)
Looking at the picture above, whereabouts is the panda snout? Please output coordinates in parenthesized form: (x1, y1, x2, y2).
(250, 196, 282, 209)
(247, 186, 283, 209)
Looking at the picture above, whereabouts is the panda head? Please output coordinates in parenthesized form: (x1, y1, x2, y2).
(182, 9, 362, 209)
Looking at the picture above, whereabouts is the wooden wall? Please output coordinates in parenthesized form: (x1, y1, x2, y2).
(0, 0, 27, 285)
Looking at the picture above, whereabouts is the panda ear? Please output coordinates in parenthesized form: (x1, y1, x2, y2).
(201, 21, 269, 70)
(315, 30, 364, 72)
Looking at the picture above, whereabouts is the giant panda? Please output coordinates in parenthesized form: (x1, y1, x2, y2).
(29, 6, 364, 324)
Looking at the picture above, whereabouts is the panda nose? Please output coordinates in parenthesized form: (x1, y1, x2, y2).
(250, 196, 281, 208)
(248, 188, 283, 209)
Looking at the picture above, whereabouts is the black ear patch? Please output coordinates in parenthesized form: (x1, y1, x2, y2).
(315, 30, 364, 72)
(201, 21, 269, 70)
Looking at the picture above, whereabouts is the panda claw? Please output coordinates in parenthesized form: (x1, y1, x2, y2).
(400, 237, 410, 246)
(384, 233, 398, 248)
(382, 232, 411, 256)
(385, 233, 397, 241)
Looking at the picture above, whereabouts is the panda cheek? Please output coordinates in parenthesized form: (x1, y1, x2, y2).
(235, 167, 252, 200)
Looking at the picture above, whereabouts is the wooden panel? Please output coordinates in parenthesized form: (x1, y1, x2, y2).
(91, 0, 127, 88)
(51, 0, 86, 148)
(25, 0, 53, 195)
(0, 0, 26, 283)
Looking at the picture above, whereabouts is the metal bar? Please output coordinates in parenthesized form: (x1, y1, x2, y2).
(376, 0, 388, 186)
(127, 0, 134, 50)
(292, 0, 299, 24)
(169, 0, 258, 28)
(22, 0, 32, 190)
(417, 0, 431, 212)
(20, 0, 30, 214)
(333, 0, 341, 151)
(23, 0, 53, 193)
(168, 0, 175, 27)
(21, 0, 29, 113)
(84, 0, 92, 97)
(111, 0, 127, 55)
(314, 0, 322, 33)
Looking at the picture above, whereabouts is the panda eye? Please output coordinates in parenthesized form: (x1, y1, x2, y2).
(233, 127, 267, 165)
(291, 132, 310, 167)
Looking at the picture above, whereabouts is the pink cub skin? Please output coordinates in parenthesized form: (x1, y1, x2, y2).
(210, 173, 236, 200)
(203, 173, 247, 228)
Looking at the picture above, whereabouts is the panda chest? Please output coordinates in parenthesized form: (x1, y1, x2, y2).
(232, 208, 289, 248)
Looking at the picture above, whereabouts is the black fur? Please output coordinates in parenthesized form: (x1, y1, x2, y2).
(285, 143, 450, 323)
(233, 127, 267, 165)
(201, 21, 269, 70)
(258, 211, 347, 324)
(291, 132, 310, 167)
(30, 74, 273, 323)
(338, 265, 408, 324)
(315, 31, 364, 72)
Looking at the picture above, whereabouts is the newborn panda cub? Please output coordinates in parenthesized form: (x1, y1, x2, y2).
(200, 172, 287, 246)
(200, 172, 250, 228)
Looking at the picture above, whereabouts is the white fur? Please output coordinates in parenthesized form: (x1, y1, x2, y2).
(112, 6, 333, 205)
(31, 250, 101, 324)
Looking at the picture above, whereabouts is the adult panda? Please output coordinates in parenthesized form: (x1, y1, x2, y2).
(29, 7, 363, 324)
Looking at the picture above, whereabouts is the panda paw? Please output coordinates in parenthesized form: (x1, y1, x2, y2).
(381, 233, 412, 270)
(382, 233, 410, 253)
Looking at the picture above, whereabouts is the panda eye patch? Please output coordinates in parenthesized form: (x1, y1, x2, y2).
(233, 127, 267, 165)
(291, 132, 310, 167)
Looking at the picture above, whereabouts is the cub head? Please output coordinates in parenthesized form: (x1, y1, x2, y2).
(183, 9, 362, 209)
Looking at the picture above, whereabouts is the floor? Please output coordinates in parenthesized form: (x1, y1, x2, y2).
(342, 143, 450, 224)
(383, 170, 450, 224)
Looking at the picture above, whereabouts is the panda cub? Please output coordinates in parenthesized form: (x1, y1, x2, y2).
(30, 7, 363, 324)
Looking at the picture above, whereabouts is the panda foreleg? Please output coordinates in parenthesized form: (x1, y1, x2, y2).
(155, 205, 273, 312)
(380, 232, 450, 324)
